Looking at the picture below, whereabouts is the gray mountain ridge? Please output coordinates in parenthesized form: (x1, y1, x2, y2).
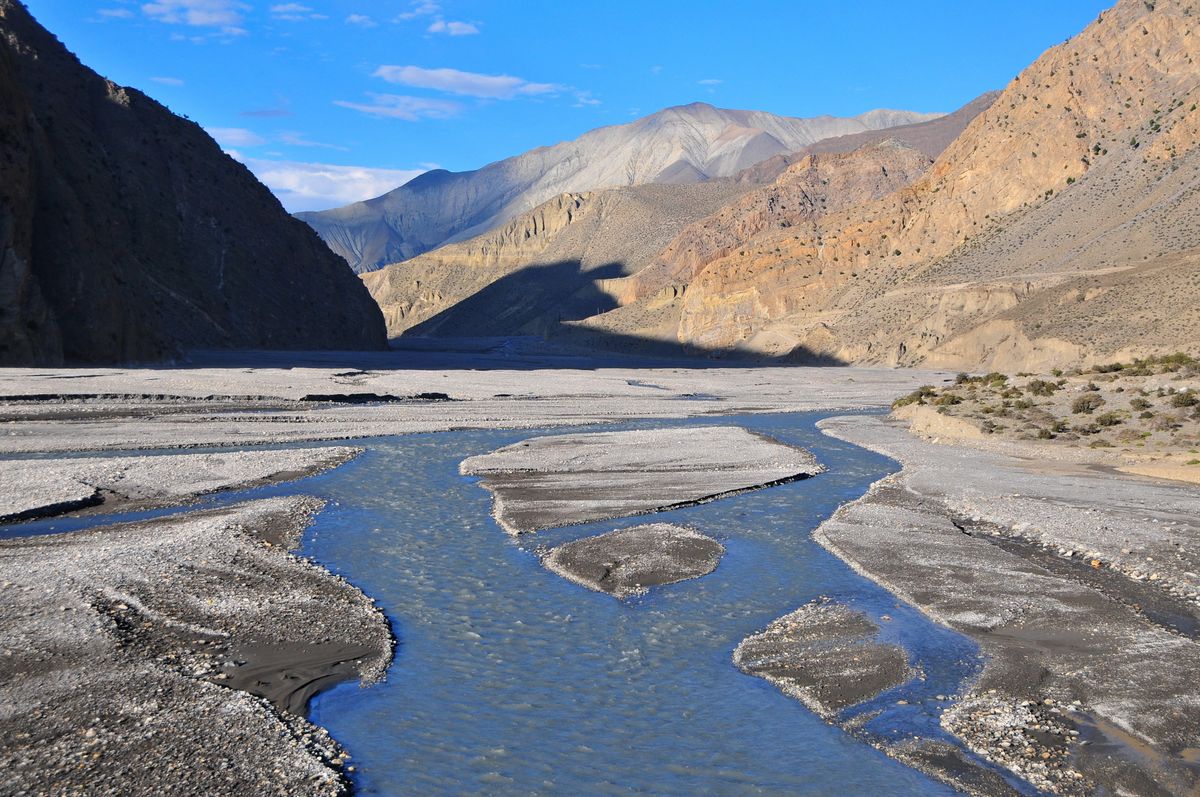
(299, 102, 942, 273)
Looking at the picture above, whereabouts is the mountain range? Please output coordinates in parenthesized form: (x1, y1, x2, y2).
(363, 0, 1200, 369)
(3, 0, 1196, 372)
(299, 104, 941, 274)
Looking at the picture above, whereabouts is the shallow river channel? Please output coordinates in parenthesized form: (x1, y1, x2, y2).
(3, 411, 1001, 795)
(301, 412, 989, 796)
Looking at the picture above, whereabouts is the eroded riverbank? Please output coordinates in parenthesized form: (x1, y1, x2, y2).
(812, 414, 1200, 795)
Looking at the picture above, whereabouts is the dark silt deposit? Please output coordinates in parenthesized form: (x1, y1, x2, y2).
(542, 522, 725, 598)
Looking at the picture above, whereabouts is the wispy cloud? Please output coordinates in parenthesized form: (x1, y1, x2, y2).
(395, 1, 440, 21)
(334, 93, 463, 120)
(270, 3, 326, 21)
(572, 90, 600, 108)
(373, 66, 562, 99)
(98, 8, 135, 18)
(697, 78, 722, 85)
(151, 76, 186, 86)
(233, 157, 427, 212)
(206, 126, 267, 147)
(141, 0, 249, 32)
(345, 14, 377, 27)
(427, 19, 479, 36)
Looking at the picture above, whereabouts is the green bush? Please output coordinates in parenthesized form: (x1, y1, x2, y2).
(1169, 390, 1198, 408)
(894, 386, 938, 408)
(1026, 379, 1060, 396)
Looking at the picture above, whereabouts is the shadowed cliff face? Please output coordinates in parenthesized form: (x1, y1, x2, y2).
(0, 0, 386, 365)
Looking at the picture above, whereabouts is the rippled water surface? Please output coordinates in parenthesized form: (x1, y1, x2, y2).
(304, 413, 979, 796)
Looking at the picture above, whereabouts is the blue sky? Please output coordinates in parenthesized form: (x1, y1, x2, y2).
(25, 1, 1111, 211)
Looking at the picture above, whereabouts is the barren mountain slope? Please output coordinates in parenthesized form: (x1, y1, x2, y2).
(362, 181, 751, 338)
(302, 103, 940, 273)
(364, 99, 991, 343)
(0, 1, 386, 365)
(611, 0, 1200, 367)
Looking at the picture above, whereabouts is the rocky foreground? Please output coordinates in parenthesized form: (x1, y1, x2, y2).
(801, 414, 1200, 795)
(0, 496, 392, 796)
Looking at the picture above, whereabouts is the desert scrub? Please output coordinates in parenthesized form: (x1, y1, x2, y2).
(893, 386, 937, 408)
(1170, 390, 1198, 408)
(1096, 412, 1123, 427)
(1130, 397, 1152, 411)
(1072, 394, 1106, 414)
(1026, 379, 1061, 396)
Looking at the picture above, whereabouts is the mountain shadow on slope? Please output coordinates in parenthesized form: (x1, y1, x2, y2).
(402, 259, 845, 365)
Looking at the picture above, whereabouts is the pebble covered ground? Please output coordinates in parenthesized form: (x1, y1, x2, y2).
(460, 426, 823, 533)
(0, 496, 392, 796)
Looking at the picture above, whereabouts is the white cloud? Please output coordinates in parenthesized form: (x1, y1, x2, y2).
(270, 3, 325, 20)
(98, 8, 135, 18)
(395, 1, 439, 21)
(572, 90, 600, 107)
(697, 78, 722, 85)
(141, 0, 248, 29)
(373, 65, 561, 99)
(206, 126, 267, 147)
(333, 93, 463, 121)
(236, 158, 427, 212)
(345, 14, 377, 27)
(151, 76, 185, 86)
(427, 19, 479, 35)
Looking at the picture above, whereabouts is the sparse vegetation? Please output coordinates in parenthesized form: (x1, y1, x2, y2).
(894, 356, 1200, 463)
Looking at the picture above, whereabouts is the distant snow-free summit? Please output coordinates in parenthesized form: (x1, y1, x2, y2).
(298, 102, 942, 273)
